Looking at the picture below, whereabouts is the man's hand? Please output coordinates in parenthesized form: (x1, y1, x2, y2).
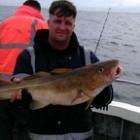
(7, 77, 32, 135)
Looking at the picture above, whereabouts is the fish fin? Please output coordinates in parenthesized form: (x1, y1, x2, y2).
(23, 72, 50, 80)
(50, 68, 72, 75)
(71, 89, 85, 104)
(33, 72, 51, 77)
(23, 75, 36, 80)
(85, 98, 94, 110)
(80, 90, 95, 110)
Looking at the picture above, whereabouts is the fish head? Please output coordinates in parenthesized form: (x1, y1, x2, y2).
(84, 59, 123, 95)
(93, 59, 123, 81)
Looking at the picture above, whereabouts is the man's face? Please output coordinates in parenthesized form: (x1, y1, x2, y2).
(48, 14, 75, 44)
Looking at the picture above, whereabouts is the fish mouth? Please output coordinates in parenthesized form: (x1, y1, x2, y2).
(113, 65, 123, 79)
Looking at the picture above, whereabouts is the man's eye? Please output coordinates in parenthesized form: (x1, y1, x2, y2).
(65, 21, 72, 26)
(54, 20, 61, 24)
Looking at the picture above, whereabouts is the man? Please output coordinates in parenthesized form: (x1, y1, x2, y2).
(0, 0, 47, 139)
(0, 0, 48, 80)
(14, 0, 113, 140)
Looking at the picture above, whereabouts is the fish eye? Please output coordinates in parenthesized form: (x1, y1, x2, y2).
(98, 67, 104, 73)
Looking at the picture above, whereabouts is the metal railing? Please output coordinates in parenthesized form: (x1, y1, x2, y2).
(115, 79, 140, 86)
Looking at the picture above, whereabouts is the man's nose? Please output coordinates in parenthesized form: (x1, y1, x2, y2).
(59, 22, 66, 30)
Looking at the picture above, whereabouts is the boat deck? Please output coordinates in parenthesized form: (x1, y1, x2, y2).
(92, 101, 140, 140)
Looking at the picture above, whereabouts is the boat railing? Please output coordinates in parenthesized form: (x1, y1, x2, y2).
(115, 78, 140, 86)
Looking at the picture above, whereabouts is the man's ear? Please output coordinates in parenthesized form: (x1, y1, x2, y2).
(72, 24, 75, 31)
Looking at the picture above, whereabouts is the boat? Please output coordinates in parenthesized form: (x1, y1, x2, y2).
(91, 79, 140, 140)
(92, 101, 140, 140)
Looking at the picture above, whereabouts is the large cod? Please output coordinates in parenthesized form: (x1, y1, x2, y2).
(0, 59, 123, 110)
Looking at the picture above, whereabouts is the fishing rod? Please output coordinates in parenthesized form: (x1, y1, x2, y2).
(94, 8, 111, 54)
(94, 9, 140, 87)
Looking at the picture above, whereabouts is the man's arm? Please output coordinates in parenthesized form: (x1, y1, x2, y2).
(11, 50, 33, 110)
(14, 50, 33, 75)
(9, 50, 33, 132)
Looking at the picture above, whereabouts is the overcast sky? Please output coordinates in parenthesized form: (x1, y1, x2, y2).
(0, 0, 140, 10)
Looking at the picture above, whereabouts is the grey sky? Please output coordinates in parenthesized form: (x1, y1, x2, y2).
(0, 0, 140, 8)
(0, 0, 140, 12)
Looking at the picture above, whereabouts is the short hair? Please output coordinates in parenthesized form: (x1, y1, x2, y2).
(49, 0, 77, 18)
(23, 0, 41, 11)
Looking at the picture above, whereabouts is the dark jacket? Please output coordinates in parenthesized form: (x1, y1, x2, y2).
(14, 29, 113, 134)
